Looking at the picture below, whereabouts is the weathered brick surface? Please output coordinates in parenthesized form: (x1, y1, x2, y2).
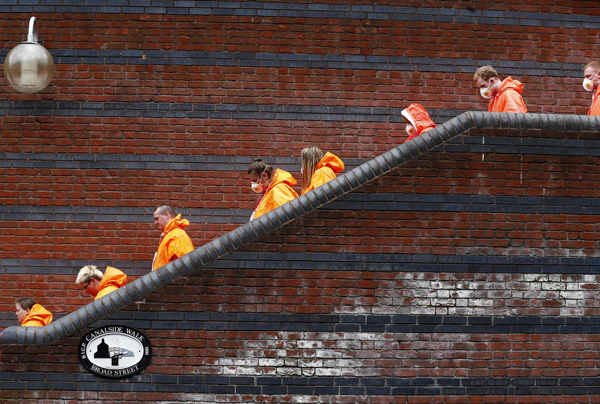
(3, 1, 600, 402)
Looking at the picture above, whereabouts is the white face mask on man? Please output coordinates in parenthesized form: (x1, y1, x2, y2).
(405, 124, 416, 136)
(480, 81, 494, 99)
(583, 72, 599, 92)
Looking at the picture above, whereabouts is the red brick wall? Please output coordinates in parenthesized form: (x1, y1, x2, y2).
(3, 1, 600, 402)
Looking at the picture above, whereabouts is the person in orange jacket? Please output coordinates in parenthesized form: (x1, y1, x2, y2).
(401, 103, 437, 142)
(473, 66, 528, 113)
(583, 61, 600, 116)
(300, 146, 344, 195)
(152, 204, 195, 271)
(76, 265, 127, 300)
(15, 297, 52, 326)
(248, 159, 298, 220)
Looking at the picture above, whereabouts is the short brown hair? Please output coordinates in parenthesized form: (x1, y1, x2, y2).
(16, 297, 36, 310)
(154, 204, 175, 217)
(473, 66, 499, 82)
(584, 61, 600, 72)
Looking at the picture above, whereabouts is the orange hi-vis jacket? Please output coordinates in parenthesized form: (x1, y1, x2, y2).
(301, 152, 344, 195)
(152, 214, 195, 271)
(253, 169, 299, 220)
(401, 103, 437, 142)
(95, 266, 127, 300)
(488, 77, 528, 113)
(20, 304, 53, 326)
(588, 86, 600, 116)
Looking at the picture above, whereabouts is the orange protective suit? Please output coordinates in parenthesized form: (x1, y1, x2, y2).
(152, 214, 195, 271)
(20, 304, 53, 327)
(301, 152, 345, 195)
(95, 266, 127, 300)
(401, 103, 437, 142)
(488, 77, 528, 113)
(253, 169, 299, 219)
(588, 86, 600, 116)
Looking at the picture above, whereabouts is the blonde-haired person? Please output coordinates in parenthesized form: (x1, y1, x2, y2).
(300, 146, 344, 195)
(15, 297, 52, 327)
(583, 61, 600, 116)
(247, 159, 298, 220)
(473, 65, 527, 113)
(75, 265, 127, 301)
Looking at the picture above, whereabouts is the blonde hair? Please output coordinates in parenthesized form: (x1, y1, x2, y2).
(75, 265, 104, 285)
(584, 61, 600, 72)
(473, 65, 499, 82)
(301, 146, 325, 190)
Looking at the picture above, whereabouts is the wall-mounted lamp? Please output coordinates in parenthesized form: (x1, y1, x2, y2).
(4, 16, 54, 94)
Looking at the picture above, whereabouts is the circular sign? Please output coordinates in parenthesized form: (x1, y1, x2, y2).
(79, 325, 151, 378)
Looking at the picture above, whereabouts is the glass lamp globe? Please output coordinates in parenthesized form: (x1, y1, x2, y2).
(4, 17, 54, 94)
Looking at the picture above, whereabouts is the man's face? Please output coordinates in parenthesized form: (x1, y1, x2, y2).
(584, 67, 600, 90)
(476, 77, 500, 94)
(83, 278, 100, 298)
(154, 209, 172, 231)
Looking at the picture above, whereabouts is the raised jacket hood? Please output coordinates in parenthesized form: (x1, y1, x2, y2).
(164, 214, 190, 233)
(497, 76, 524, 95)
(21, 303, 53, 327)
(253, 169, 299, 219)
(267, 168, 297, 191)
(96, 266, 127, 300)
(401, 103, 436, 141)
(488, 77, 528, 113)
(316, 152, 344, 173)
(301, 152, 345, 195)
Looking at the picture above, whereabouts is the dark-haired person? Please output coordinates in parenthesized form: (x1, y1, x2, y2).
(152, 203, 195, 271)
(247, 159, 298, 220)
(300, 146, 344, 195)
(583, 61, 600, 116)
(15, 297, 53, 327)
(75, 265, 127, 300)
(473, 65, 527, 113)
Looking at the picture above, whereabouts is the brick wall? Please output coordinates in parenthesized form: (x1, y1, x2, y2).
(3, 1, 600, 402)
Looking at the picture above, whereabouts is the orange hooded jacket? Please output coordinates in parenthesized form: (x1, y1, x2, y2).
(20, 304, 53, 327)
(488, 77, 528, 113)
(588, 86, 600, 116)
(253, 169, 299, 220)
(152, 214, 195, 271)
(95, 266, 127, 300)
(301, 152, 345, 195)
(401, 103, 437, 142)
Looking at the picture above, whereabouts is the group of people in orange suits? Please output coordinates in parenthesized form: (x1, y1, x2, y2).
(403, 62, 600, 143)
(13, 204, 196, 328)
(247, 146, 346, 221)
(14, 62, 600, 327)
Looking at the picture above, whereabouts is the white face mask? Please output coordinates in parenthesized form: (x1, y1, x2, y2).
(406, 124, 416, 137)
(583, 72, 599, 92)
(251, 166, 268, 193)
(251, 182, 263, 194)
(480, 82, 494, 99)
